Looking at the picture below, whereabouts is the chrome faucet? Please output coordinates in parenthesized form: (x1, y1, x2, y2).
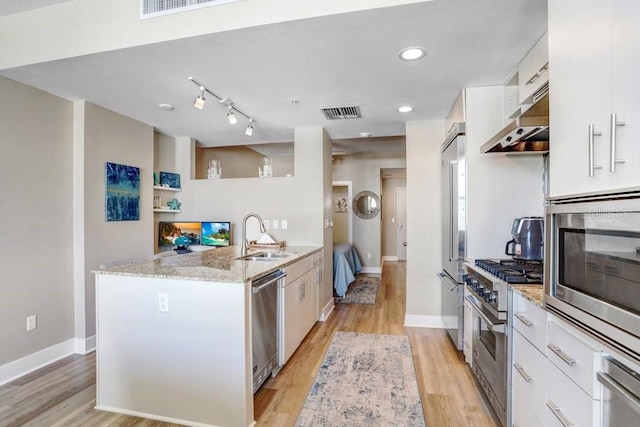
(240, 213, 266, 256)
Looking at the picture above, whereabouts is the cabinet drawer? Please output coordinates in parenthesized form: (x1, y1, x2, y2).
(547, 315, 602, 398)
(513, 388, 543, 427)
(512, 329, 546, 423)
(512, 291, 548, 353)
(284, 255, 314, 284)
(546, 359, 600, 427)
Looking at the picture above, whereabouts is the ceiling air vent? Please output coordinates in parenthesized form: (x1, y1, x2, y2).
(141, 0, 242, 19)
(321, 105, 362, 120)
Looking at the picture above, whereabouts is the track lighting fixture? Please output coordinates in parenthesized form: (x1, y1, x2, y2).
(188, 76, 255, 136)
(227, 107, 237, 125)
(193, 86, 206, 109)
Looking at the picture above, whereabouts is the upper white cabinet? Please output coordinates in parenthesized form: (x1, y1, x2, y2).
(519, 32, 549, 106)
(548, 0, 640, 196)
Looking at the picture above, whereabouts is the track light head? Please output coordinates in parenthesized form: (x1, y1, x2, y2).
(193, 87, 206, 109)
(227, 107, 237, 125)
(245, 119, 254, 136)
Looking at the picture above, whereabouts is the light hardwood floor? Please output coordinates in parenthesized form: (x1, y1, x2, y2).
(0, 262, 499, 427)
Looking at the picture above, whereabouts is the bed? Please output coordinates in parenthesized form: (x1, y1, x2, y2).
(333, 243, 362, 297)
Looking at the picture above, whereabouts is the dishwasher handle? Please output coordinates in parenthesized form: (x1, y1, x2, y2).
(252, 271, 287, 294)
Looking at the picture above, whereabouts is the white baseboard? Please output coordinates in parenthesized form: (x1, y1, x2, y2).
(381, 256, 398, 262)
(74, 335, 96, 354)
(361, 266, 381, 275)
(404, 314, 446, 329)
(0, 339, 76, 386)
(319, 299, 335, 321)
(94, 406, 213, 427)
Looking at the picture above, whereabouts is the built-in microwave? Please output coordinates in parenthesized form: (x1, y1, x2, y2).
(545, 188, 640, 363)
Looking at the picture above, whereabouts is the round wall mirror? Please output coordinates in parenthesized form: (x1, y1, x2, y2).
(353, 191, 381, 219)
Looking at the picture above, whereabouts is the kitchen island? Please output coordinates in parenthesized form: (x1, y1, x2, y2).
(93, 245, 322, 427)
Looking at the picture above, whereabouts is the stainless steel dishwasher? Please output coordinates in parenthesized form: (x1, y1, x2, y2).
(251, 269, 286, 393)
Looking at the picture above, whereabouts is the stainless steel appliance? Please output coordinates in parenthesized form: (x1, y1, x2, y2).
(545, 188, 640, 362)
(505, 217, 544, 261)
(597, 355, 640, 426)
(251, 269, 286, 393)
(440, 122, 466, 350)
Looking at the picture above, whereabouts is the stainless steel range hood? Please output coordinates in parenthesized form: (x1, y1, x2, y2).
(481, 93, 549, 154)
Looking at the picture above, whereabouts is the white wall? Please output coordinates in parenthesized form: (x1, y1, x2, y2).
(405, 120, 445, 324)
(0, 76, 74, 366)
(332, 152, 405, 269)
(77, 102, 155, 340)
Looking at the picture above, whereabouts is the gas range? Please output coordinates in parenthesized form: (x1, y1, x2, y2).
(464, 259, 543, 320)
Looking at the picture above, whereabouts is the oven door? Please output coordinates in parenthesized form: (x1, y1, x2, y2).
(597, 355, 640, 426)
(467, 295, 507, 425)
(545, 196, 640, 358)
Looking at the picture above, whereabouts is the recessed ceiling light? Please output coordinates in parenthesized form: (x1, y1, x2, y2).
(359, 132, 371, 138)
(397, 106, 413, 113)
(158, 103, 174, 111)
(399, 46, 426, 61)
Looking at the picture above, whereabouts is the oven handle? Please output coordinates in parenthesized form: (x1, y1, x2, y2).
(465, 295, 505, 334)
(597, 372, 640, 415)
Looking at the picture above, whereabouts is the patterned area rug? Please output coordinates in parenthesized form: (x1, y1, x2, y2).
(295, 332, 425, 427)
(335, 275, 379, 304)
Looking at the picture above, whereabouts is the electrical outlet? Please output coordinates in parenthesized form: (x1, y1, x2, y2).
(281, 219, 287, 229)
(367, 253, 372, 259)
(263, 219, 270, 229)
(272, 219, 279, 229)
(26, 315, 37, 331)
(158, 293, 169, 312)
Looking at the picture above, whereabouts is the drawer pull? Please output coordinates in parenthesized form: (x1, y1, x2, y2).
(525, 73, 540, 85)
(514, 363, 533, 382)
(514, 312, 533, 327)
(548, 343, 576, 366)
(547, 401, 575, 427)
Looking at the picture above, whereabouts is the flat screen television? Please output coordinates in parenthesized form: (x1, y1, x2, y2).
(158, 222, 201, 248)
(201, 221, 231, 247)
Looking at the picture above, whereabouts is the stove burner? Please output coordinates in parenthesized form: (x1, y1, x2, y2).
(474, 259, 543, 284)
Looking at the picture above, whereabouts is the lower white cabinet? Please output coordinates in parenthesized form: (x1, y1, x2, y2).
(279, 254, 319, 365)
(512, 329, 546, 425)
(512, 388, 543, 427)
(546, 358, 601, 427)
(463, 287, 473, 365)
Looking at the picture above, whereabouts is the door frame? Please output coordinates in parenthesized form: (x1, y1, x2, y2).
(332, 180, 353, 244)
(397, 186, 407, 261)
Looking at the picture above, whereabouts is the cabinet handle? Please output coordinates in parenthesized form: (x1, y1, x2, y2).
(588, 124, 603, 176)
(525, 72, 540, 85)
(514, 312, 533, 327)
(546, 401, 575, 427)
(547, 343, 576, 366)
(514, 363, 533, 382)
(610, 113, 626, 172)
(301, 281, 306, 300)
(538, 62, 549, 73)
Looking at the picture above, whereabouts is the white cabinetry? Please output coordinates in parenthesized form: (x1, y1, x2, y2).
(548, 0, 640, 196)
(463, 287, 473, 365)
(510, 291, 548, 427)
(279, 253, 319, 365)
(518, 32, 549, 106)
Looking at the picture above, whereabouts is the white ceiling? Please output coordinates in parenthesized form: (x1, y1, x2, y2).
(0, 0, 548, 149)
(0, 0, 72, 16)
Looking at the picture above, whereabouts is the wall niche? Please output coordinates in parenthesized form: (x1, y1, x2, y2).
(195, 142, 294, 179)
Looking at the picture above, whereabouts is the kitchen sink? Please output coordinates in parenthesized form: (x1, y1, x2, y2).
(237, 252, 293, 261)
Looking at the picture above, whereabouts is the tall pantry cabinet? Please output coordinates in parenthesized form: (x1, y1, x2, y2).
(548, 0, 640, 197)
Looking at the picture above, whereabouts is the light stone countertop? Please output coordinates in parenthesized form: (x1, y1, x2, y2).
(510, 284, 544, 308)
(93, 245, 322, 283)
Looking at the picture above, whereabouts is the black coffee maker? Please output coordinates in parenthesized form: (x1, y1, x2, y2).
(505, 217, 544, 261)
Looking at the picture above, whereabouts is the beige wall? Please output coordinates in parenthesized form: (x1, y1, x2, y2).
(0, 76, 74, 365)
(332, 186, 349, 243)
(78, 102, 155, 339)
(405, 120, 445, 323)
(331, 152, 405, 270)
(195, 145, 294, 179)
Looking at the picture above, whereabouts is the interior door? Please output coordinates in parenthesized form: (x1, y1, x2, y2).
(397, 187, 407, 261)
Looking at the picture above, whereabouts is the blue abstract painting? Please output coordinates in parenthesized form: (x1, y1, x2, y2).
(105, 162, 140, 221)
(159, 171, 181, 189)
